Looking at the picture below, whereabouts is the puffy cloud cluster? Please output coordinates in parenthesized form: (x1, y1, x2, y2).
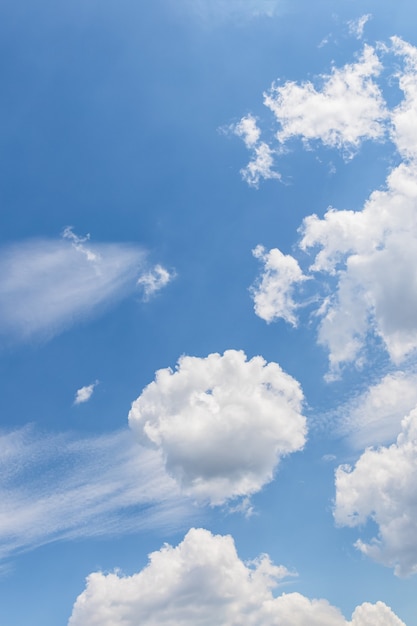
(129, 350, 306, 504)
(264, 45, 387, 154)
(334, 407, 417, 576)
(251, 245, 307, 325)
(246, 38, 417, 377)
(68, 528, 405, 626)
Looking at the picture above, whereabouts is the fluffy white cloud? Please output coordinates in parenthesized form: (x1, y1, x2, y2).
(0, 231, 154, 342)
(264, 45, 387, 154)
(244, 39, 417, 377)
(68, 528, 405, 626)
(234, 114, 262, 148)
(0, 428, 194, 562)
(334, 407, 417, 576)
(390, 37, 417, 160)
(129, 350, 306, 505)
(233, 115, 281, 187)
(300, 160, 417, 373)
(251, 245, 308, 325)
(137, 264, 174, 300)
(74, 380, 99, 405)
(337, 370, 417, 448)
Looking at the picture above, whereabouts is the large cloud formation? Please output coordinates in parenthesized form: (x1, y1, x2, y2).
(334, 407, 417, 577)
(245, 37, 417, 377)
(129, 350, 306, 505)
(68, 528, 405, 626)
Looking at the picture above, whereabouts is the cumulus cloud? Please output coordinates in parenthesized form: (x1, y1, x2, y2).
(74, 381, 99, 405)
(0, 231, 147, 343)
(246, 39, 417, 376)
(390, 36, 417, 160)
(251, 245, 308, 325)
(334, 407, 417, 576)
(300, 160, 417, 374)
(0, 427, 194, 563)
(336, 370, 417, 448)
(264, 44, 387, 154)
(129, 350, 306, 505)
(233, 115, 281, 187)
(137, 264, 174, 300)
(68, 527, 405, 626)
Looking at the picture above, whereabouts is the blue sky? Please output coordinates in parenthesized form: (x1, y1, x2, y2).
(1, 0, 417, 624)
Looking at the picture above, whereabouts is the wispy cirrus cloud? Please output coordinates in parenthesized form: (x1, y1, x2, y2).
(0, 229, 172, 345)
(0, 427, 196, 565)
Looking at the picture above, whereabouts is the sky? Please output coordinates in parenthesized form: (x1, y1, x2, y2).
(1, 0, 417, 624)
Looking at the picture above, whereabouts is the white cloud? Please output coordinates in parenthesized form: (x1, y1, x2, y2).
(337, 370, 417, 448)
(241, 39, 417, 377)
(68, 527, 405, 626)
(136, 264, 174, 301)
(390, 37, 417, 160)
(0, 427, 195, 563)
(251, 245, 308, 325)
(74, 380, 99, 405)
(300, 160, 417, 374)
(334, 407, 417, 576)
(234, 114, 262, 148)
(129, 350, 306, 505)
(240, 142, 281, 187)
(264, 45, 387, 155)
(347, 15, 372, 40)
(0, 232, 145, 343)
(233, 116, 281, 187)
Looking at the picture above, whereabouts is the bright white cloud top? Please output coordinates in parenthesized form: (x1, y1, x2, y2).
(68, 528, 405, 626)
(129, 350, 306, 505)
(335, 407, 417, 577)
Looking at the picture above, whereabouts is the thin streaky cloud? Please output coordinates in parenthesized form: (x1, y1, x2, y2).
(0, 427, 196, 563)
(0, 232, 171, 344)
